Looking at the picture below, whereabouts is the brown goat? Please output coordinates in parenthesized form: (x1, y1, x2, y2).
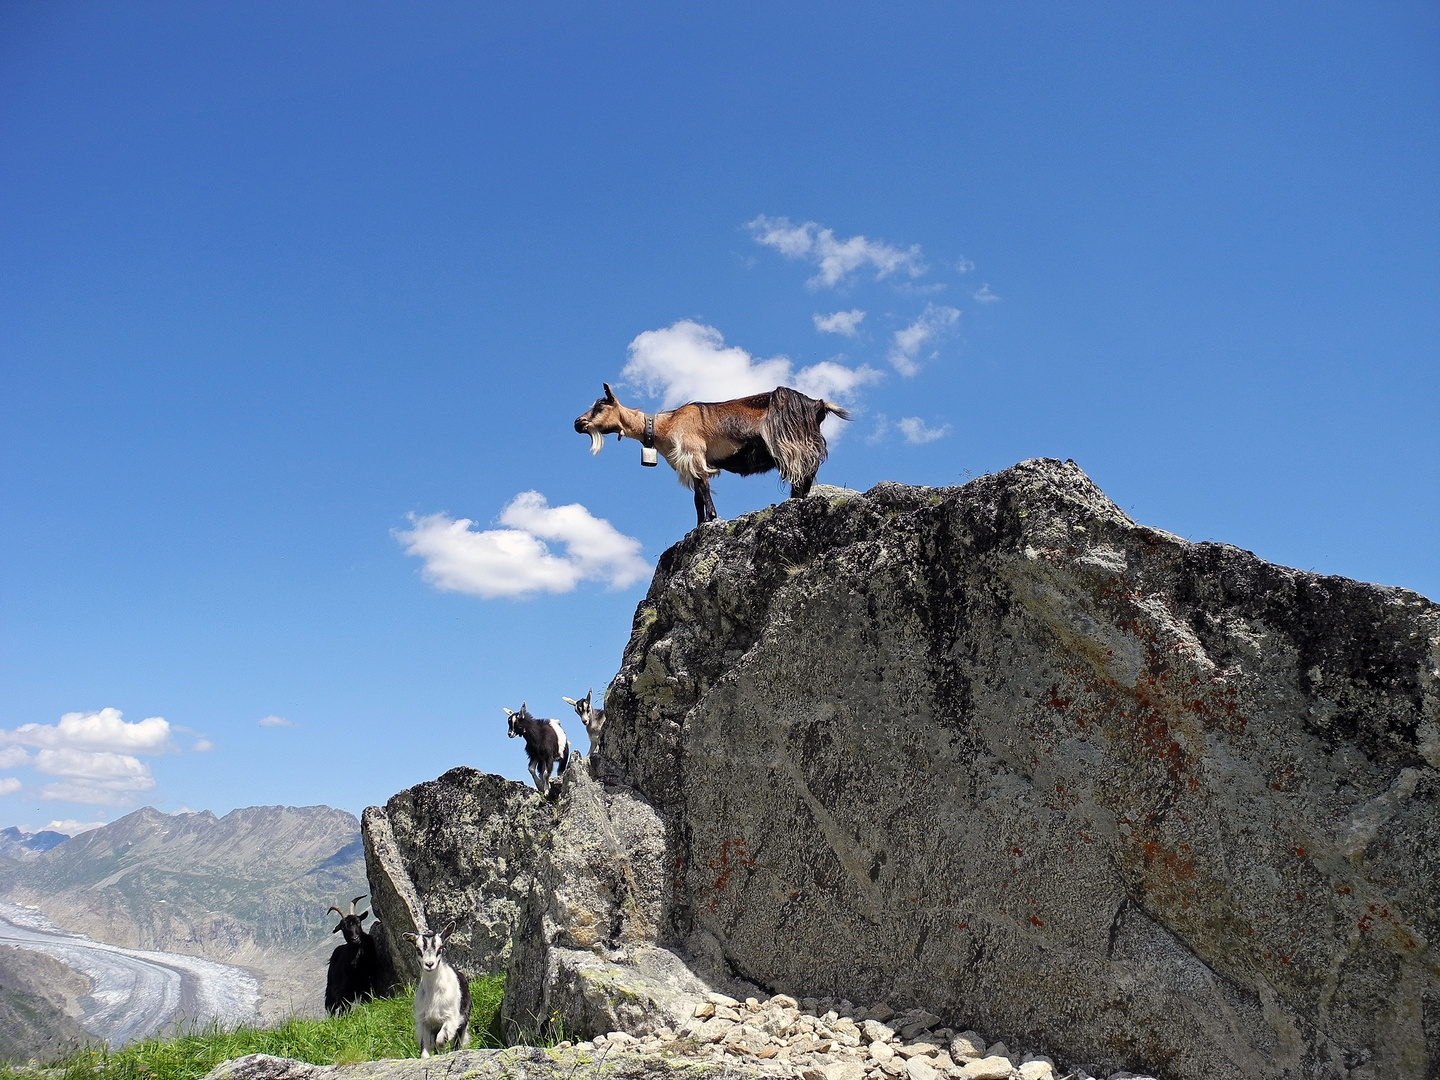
(574, 384, 850, 525)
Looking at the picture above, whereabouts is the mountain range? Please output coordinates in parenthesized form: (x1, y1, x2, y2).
(0, 805, 367, 1036)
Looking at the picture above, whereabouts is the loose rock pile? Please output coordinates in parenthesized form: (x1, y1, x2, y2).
(565, 993, 1157, 1080)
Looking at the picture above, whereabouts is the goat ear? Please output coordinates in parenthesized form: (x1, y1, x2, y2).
(586, 688, 593, 703)
(402, 933, 417, 942)
(332, 924, 342, 933)
(439, 920, 457, 940)
(502, 707, 514, 716)
(562, 697, 577, 706)
(357, 910, 370, 922)
(603, 382, 616, 403)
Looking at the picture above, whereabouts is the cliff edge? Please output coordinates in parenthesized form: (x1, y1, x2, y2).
(370, 459, 1440, 1080)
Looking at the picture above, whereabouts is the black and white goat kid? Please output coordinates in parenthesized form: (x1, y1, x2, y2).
(561, 688, 604, 757)
(324, 894, 388, 1015)
(403, 922, 470, 1058)
(504, 703, 571, 795)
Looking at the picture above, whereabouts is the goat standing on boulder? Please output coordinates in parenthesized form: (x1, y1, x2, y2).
(324, 895, 395, 1015)
(561, 688, 605, 757)
(403, 923, 470, 1058)
(504, 703, 571, 796)
(573, 383, 850, 526)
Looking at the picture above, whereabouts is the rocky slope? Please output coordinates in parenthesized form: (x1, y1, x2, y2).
(364, 460, 1438, 1080)
(0, 944, 91, 1062)
(2, 805, 368, 1024)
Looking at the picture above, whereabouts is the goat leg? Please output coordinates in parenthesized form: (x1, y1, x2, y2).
(693, 477, 718, 524)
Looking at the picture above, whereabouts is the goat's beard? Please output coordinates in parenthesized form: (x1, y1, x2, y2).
(588, 431, 605, 455)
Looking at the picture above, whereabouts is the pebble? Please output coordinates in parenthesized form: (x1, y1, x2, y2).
(904, 1058, 937, 1080)
(1017, 1062, 1054, 1080)
(950, 1032, 986, 1060)
(956, 1057, 1016, 1080)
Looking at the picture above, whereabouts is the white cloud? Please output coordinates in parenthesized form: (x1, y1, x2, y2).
(0, 778, 20, 795)
(955, 256, 975, 274)
(257, 715, 294, 728)
(898, 417, 952, 444)
(866, 414, 891, 446)
(973, 284, 999, 304)
(397, 492, 651, 600)
(623, 320, 882, 410)
(888, 304, 961, 376)
(813, 310, 865, 336)
(0, 708, 172, 754)
(39, 819, 108, 835)
(749, 216, 926, 288)
(0, 747, 31, 770)
(191, 739, 214, 752)
(33, 748, 156, 807)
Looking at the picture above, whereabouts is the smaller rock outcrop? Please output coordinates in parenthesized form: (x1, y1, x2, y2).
(361, 767, 552, 983)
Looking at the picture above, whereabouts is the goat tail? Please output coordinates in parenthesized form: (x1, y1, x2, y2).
(761, 386, 835, 485)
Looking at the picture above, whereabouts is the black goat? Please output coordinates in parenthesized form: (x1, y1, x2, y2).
(324, 894, 396, 1015)
(503, 703, 571, 796)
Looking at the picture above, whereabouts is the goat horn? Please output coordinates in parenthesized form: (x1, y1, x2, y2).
(327, 906, 345, 918)
(349, 894, 367, 913)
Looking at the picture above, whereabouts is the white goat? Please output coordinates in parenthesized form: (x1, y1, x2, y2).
(561, 688, 605, 757)
(403, 922, 470, 1057)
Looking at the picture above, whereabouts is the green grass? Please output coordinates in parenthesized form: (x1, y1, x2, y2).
(1, 978, 504, 1080)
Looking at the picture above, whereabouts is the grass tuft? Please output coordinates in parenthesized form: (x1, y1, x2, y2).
(0, 978, 504, 1080)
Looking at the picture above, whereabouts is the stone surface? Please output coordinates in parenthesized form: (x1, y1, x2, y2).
(503, 763, 712, 1042)
(361, 767, 552, 982)
(595, 461, 1440, 1080)
(203, 1049, 779, 1080)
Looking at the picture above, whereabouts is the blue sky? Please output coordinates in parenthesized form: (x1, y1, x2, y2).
(2, 1, 1436, 830)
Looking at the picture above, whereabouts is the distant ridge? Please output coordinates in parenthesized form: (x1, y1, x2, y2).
(0, 828, 70, 861)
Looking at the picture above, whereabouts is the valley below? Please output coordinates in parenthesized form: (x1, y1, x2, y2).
(0, 803, 369, 1057)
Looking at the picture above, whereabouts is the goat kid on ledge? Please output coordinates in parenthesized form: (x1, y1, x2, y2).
(574, 383, 850, 526)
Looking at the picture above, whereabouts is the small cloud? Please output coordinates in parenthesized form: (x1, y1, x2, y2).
(33, 748, 156, 807)
(191, 739, 214, 752)
(973, 284, 999, 304)
(866, 414, 891, 446)
(0, 708, 172, 754)
(0, 778, 21, 796)
(40, 819, 108, 835)
(397, 493, 652, 601)
(748, 216, 926, 288)
(955, 256, 975, 274)
(888, 304, 961, 376)
(813, 310, 865, 336)
(258, 715, 294, 728)
(623, 320, 881, 409)
(898, 417, 952, 444)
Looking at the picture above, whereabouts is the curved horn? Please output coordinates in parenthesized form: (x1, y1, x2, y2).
(349, 894, 367, 914)
(327, 906, 345, 920)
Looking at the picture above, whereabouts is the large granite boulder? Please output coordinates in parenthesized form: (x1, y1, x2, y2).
(362, 767, 551, 982)
(590, 460, 1439, 1080)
